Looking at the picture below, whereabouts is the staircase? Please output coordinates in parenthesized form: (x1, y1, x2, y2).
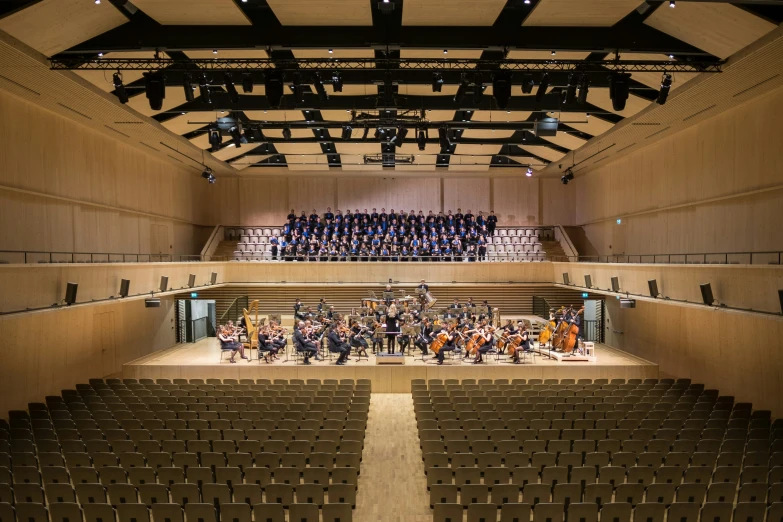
(541, 240, 567, 260)
(213, 240, 238, 260)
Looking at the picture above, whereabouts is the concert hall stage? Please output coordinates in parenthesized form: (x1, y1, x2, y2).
(123, 339, 658, 392)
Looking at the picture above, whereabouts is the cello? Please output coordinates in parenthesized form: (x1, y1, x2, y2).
(537, 307, 562, 346)
(563, 306, 585, 354)
(429, 323, 455, 355)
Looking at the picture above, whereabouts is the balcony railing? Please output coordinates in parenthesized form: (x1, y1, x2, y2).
(549, 251, 783, 266)
(0, 251, 232, 264)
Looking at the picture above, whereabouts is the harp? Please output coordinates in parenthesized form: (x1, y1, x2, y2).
(242, 300, 264, 350)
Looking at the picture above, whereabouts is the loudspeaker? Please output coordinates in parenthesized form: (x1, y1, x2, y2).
(584, 275, 592, 289)
(563, 273, 570, 285)
(145, 298, 161, 308)
(119, 279, 130, 298)
(210, 272, 217, 285)
(160, 276, 169, 293)
(778, 289, 782, 314)
(620, 299, 636, 309)
(648, 279, 659, 298)
(700, 283, 715, 305)
(188, 274, 196, 288)
(64, 282, 78, 305)
(611, 277, 620, 293)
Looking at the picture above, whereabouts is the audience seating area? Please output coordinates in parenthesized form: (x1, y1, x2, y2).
(0, 378, 371, 522)
(227, 227, 552, 262)
(413, 378, 782, 522)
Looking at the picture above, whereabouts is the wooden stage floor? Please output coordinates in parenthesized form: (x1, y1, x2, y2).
(123, 339, 658, 393)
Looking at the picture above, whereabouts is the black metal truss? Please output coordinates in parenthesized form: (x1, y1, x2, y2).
(51, 57, 723, 73)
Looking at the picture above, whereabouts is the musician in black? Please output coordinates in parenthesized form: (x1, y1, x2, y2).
(349, 320, 369, 358)
(511, 323, 531, 364)
(327, 326, 350, 365)
(293, 322, 317, 364)
(293, 299, 305, 321)
(417, 280, 429, 292)
(487, 211, 498, 236)
(414, 318, 432, 356)
(569, 309, 583, 354)
(435, 327, 457, 365)
(317, 298, 327, 314)
(474, 325, 495, 364)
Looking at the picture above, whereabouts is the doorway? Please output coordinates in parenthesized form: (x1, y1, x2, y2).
(177, 299, 216, 343)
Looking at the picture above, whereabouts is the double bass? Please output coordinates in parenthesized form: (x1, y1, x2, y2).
(537, 306, 563, 346)
(551, 307, 573, 351)
(563, 306, 585, 354)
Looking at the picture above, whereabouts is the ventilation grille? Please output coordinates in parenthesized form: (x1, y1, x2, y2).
(682, 105, 717, 122)
(616, 142, 638, 154)
(139, 142, 160, 152)
(631, 122, 661, 126)
(0, 74, 40, 96)
(104, 125, 129, 138)
(56, 102, 92, 120)
(645, 126, 672, 139)
(732, 73, 780, 98)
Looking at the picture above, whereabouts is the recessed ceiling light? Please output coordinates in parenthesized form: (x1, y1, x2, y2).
(94, 0, 100, 4)
(97, 52, 104, 57)
(551, 50, 556, 56)
(328, 49, 334, 54)
(212, 49, 218, 55)
(669, 0, 675, 7)
(443, 50, 448, 55)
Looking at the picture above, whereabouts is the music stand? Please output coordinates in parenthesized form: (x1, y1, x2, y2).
(360, 306, 370, 316)
(372, 326, 386, 354)
(383, 290, 394, 302)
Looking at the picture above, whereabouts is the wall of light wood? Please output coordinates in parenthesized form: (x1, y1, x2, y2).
(212, 175, 542, 226)
(574, 86, 783, 255)
(0, 296, 177, 415)
(603, 297, 783, 417)
(541, 178, 577, 226)
(0, 89, 211, 257)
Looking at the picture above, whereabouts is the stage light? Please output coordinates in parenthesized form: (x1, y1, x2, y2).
(292, 73, 305, 104)
(212, 49, 218, 55)
(669, 0, 675, 7)
(432, 72, 444, 93)
(473, 73, 483, 103)
(648, 279, 660, 298)
(144, 71, 166, 111)
(265, 71, 284, 108)
(610, 72, 631, 111)
(362, 126, 369, 140)
(657, 73, 673, 105)
(112, 72, 128, 104)
(332, 71, 343, 92)
(492, 71, 512, 110)
(223, 72, 239, 104)
(328, 48, 333, 54)
(208, 128, 221, 152)
(521, 73, 534, 94)
(241, 73, 253, 93)
(577, 74, 589, 104)
(526, 167, 533, 177)
(208, 174, 216, 184)
(564, 73, 578, 105)
(417, 129, 426, 151)
(535, 73, 549, 102)
(341, 125, 353, 140)
(454, 74, 469, 104)
(313, 73, 328, 102)
(700, 283, 716, 305)
(198, 73, 211, 104)
(438, 127, 451, 149)
(182, 73, 195, 102)
(391, 126, 408, 148)
(201, 167, 215, 183)
(282, 126, 292, 140)
(229, 126, 242, 148)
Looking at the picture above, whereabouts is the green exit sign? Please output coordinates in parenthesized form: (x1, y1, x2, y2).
(581, 293, 588, 298)
(190, 292, 198, 298)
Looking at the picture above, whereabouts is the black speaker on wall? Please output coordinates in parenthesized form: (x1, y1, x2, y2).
(563, 273, 570, 285)
(210, 272, 217, 285)
(648, 279, 659, 298)
(188, 274, 196, 288)
(778, 289, 783, 314)
(611, 277, 620, 292)
(160, 276, 169, 293)
(584, 275, 592, 289)
(64, 282, 78, 305)
(700, 283, 715, 305)
(119, 279, 130, 298)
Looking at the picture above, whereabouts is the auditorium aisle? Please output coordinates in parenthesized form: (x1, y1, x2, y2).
(353, 393, 431, 522)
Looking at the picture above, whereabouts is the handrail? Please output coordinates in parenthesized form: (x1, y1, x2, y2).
(200, 225, 224, 261)
(554, 225, 579, 259)
(219, 295, 248, 324)
(549, 251, 783, 266)
(0, 250, 232, 264)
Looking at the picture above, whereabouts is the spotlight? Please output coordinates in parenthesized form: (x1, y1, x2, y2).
(454, 74, 469, 104)
(669, 0, 675, 7)
(208, 128, 221, 152)
(198, 73, 211, 104)
(417, 129, 427, 151)
(328, 48, 333, 54)
(144, 71, 166, 111)
(492, 71, 512, 109)
(241, 73, 253, 93)
(473, 73, 483, 103)
(526, 167, 533, 177)
(112, 72, 128, 104)
(313, 73, 328, 102)
(229, 126, 243, 148)
(224, 72, 239, 104)
(561, 175, 570, 185)
(561, 168, 574, 185)
(282, 126, 292, 140)
(432, 72, 444, 93)
(202, 167, 213, 180)
(609, 72, 631, 111)
(332, 71, 343, 92)
(577, 74, 589, 104)
(362, 126, 369, 140)
(391, 126, 408, 148)
(95, 0, 100, 4)
(292, 72, 305, 104)
(212, 49, 218, 55)
(341, 125, 353, 140)
(535, 73, 549, 102)
(182, 73, 195, 103)
(208, 175, 216, 184)
(265, 71, 284, 108)
(438, 127, 451, 149)
(564, 73, 577, 104)
(657, 73, 673, 105)
(521, 73, 534, 94)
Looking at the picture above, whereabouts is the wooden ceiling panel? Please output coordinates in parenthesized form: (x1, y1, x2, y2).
(264, 128, 313, 139)
(424, 110, 456, 122)
(397, 144, 438, 164)
(133, 0, 251, 25)
(320, 110, 354, 122)
(455, 144, 502, 156)
(644, 2, 776, 59)
(400, 49, 484, 59)
(273, 143, 325, 155)
(395, 165, 437, 171)
(161, 111, 221, 135)
(183, 49, 268, 60)
(331, 84, 376, 96)
(399, 84, 459, 96)
(556, 112, 615, 137)
(586, 87, 651, 118)
(524, 0, 640, 27)
(0, 0, 127, 57)
(244, 110, 305, 121)
(472, 110, 533, 122)
(190, 132, 227, 150)
(230, 155, 272, 171)
(267, 0, 373, 26)
(293, 48, 376, 59)
(461, 129, 516, 139)
(341, 155, 383, 171)
(507, 50, 590, 61)
(335, 143, 381, 155)
(402, 0, 507, 26)
(518, 145, 567, 162)
(212, 144, 248, 162)
(540, 131, 588, 150)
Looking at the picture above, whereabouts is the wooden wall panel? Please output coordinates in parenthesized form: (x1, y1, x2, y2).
(288, 177, 336, 215)
(237, 177, 289, 225)
(576, 87, 783, 255)
(493, 178, 540, 225)
(443, 178, 490, 215)
(541, 178, 576, 226)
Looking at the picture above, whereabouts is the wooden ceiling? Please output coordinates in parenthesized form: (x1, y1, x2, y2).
(0, 0, 780, 176)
